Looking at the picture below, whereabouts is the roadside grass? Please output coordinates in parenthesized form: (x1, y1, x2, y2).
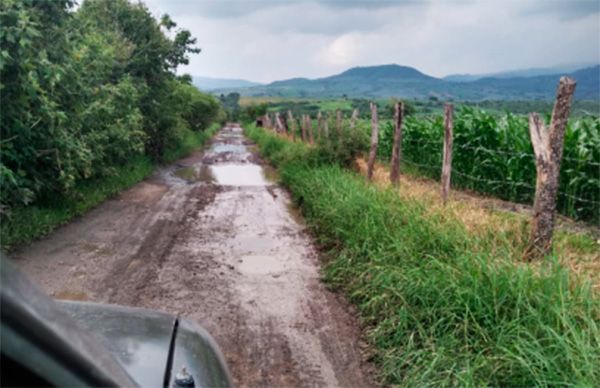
(162, 123, 220, 163)
(1, 124, 220, 250)
(246, 124, 600, 386)
(354, 157, 600, 292)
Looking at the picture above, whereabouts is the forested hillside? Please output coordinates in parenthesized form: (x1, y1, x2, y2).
(220, 64, 600, 100)
(0, 0, 224, 246)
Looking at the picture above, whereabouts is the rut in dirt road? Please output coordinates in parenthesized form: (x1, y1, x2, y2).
(12, 123, 375, 387)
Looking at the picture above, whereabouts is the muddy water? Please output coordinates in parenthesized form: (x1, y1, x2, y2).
(11, 124, 374, 387)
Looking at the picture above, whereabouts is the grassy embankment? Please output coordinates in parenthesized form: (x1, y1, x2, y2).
(1, 124, 220, 249)
(245, 124, 599, 386)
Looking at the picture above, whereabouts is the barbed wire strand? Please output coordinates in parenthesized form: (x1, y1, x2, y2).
(401, 159, 599, 205)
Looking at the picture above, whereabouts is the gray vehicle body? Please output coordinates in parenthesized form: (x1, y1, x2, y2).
(1, 259, 231, 387)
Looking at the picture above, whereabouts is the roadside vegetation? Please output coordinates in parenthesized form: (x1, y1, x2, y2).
(244, 101, 599, 224)
(0, 0, 224, 248)
(241, 96, 600, 118)
(246, 123, 600, 386)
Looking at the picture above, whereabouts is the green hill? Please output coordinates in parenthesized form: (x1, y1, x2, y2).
(217, 64, 599, 100)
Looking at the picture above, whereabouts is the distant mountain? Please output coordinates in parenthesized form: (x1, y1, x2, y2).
(444, 63, 597, 82)
(466, 65, 600, 100)
(330, 64, 435, 80)
(192, 76, 261, 91)
(225, 64, 599, 100)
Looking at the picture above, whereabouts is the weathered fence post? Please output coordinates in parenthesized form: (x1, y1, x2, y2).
(525, 76, 576, 259)
(315, 112, 322, 141)
(287, 110, 296, 141)
(300, 114, 307, 142)
(367, 102, 379, 181)
(323, 114, 329, 139)
(440, 103, 454, 204)
(336, 109, 343, 136)
(350, 109, 359, 130)
(275, 112, 285, 133)
(307, 115, 315, 144)
(390, 101, 404, 186)
(282, 112, 289, 134)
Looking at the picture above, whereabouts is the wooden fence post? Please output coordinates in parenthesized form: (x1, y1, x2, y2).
(525, 76, 576, 259)
(440, 103, 454, 204)
(282, 112, 289, 134)
(287, 110, 296, 141)
(350, 109, 359, 130)
(336, 109, 343, 136)
(315, 111, 322, 141)
(390, 101, 404, 186)
(367, 102, 379, 181)
(275, 112, 284, 133)
(299, 114, 306, 142)
(307, 115, 315, 144)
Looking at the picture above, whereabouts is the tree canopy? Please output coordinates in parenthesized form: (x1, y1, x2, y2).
(0, 0, 224, 212)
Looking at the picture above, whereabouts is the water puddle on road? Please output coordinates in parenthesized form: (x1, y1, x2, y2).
(211, 164, 270, 186)
(174, 166, 215, 183)
(174, 164, 273, 186)
(211, 144, 247, 154)
(238, 254, 286, 275)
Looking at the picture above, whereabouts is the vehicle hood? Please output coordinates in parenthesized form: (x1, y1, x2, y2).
(59, 301, 231, 387)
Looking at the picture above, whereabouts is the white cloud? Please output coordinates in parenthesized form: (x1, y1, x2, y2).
(143, 0, 600, 82)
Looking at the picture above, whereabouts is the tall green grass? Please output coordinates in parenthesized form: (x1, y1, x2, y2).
(247, 125, 600, 386)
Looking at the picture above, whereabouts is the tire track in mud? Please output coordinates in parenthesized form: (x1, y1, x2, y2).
(12, 124, 375, 387)
(102, 184, 222, 306)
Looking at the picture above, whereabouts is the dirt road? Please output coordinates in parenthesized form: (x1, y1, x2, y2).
(11, 124, 374, 387)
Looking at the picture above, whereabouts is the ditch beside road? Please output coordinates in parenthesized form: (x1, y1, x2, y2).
(11, 124, 375, 387)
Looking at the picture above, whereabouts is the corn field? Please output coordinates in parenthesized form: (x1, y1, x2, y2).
(377, 107, 600, 224)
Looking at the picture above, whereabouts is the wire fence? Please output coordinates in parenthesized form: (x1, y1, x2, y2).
(264, 108, 600, 226)
(402, 135, 600, 224)
(375, 111, 600, 225)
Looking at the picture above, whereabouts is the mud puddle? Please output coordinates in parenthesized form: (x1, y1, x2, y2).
(174, 165, 214, 183)
(211, 144, 247, 154)
(174, 164, 276, 186)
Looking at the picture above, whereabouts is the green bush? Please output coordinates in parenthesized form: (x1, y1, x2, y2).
(0, 0, 223, 245)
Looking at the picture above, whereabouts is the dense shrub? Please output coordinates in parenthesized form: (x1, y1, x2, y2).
(0, 0, 223, 214)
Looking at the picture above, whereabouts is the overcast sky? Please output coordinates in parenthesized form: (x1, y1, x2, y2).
(143, 0, 600, 82)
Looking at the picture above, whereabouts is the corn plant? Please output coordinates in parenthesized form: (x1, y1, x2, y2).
(377, 107, 599, 224)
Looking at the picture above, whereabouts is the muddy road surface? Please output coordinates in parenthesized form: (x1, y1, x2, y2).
(12, 124, 374, 387)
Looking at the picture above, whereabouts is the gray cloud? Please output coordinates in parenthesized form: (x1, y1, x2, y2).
(516, 0, 599, 20)
(144, 0, 600, 82)
(148, 0, 424, 19)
